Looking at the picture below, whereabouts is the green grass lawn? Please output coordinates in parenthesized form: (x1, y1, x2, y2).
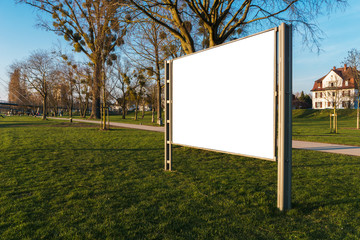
(1, 116, 360, 239)
(293, 109, 360, 146)
(109, 112, 161, 126)
(58, 109, 360, 146)
(292, 118, 360, 145)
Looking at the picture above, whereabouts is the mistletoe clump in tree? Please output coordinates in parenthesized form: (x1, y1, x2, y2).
(19, 0, 129, 118)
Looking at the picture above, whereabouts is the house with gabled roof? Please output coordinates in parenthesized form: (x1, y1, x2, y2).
(311, 64, 359, 109)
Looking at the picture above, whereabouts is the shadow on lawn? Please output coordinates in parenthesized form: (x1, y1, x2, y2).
(293, 134, 339, 137)
(294, 198, 360, 214)
(0, 122, 51, 128)
(0, 121, 101, 129)
(294, 161, 360, 168)
(30, 148, 163, 152)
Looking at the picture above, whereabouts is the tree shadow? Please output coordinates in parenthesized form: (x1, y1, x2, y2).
(29, 147, 163, 152)
(0, 122, 51, 128)
(293, 161, 360, 168)
(294, 197, 360, 215)
(293, 134, 334, 137)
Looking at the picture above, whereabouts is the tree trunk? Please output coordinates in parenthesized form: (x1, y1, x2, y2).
(357, 107, 359, 129)
(69, 107, 73, 122)
(102, 81, 106, 130)
(154, 43, 163, 125)
(142, 98, 145, 119)
(84, 93, 89, 118)
(90, 60, 101, 119)
(134, 97, 139, 121)
(151, 108, 155, 123)
(122, 107, 126, 119)
(42, 94, 47, 120)
(69, 98, 73, 123)
(357, 94, 359, 129)
(122, 97, 126, 119)
(333, 105, 337, 133)
(156, 67, 162, 125)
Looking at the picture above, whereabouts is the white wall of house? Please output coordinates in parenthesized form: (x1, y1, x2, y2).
(322, 71, 343, 88)
(312, 70, 358, 109)
(313, 88, 358, 109)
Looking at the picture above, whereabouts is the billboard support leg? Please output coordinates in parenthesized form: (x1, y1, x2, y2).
(277, 23, 292, 211)
(165, 60, 172, 171)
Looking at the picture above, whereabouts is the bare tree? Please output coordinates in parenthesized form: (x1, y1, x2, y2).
(145, 82, 158, 123)
(109, 57, 132, 119)
(21, 50, 56, 120)
(322, 76, 352, 133)
(59, 53, 92, 118)
(129, 0, 347, 54)
(129, 68, 147, 121)
(18, 0, 129, 119)
(126, 19, 180, 124)
(47, 68, 63, 116)
(74, 65, 92, 118)
(342, 49, 360, 129)
(58, 60, 77, 121)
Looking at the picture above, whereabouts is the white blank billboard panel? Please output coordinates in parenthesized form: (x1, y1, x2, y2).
(172, 30, 275, 160)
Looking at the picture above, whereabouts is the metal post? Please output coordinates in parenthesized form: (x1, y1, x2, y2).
(277, 23, 292, 211)
(164, 60, 173, 171)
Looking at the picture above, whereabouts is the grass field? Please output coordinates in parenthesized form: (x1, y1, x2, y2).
(293, 109, 360, 146)
(59, 109, 360, 146)
(1, 116, 360, 239)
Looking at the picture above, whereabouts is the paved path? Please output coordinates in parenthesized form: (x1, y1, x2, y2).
(50, 117, 360, 157)
(49, 117, 164, 132)
(292, 140, 360, 157)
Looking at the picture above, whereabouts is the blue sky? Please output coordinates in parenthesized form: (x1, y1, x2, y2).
(293, 0, 360, 94)
(0, 0, 360, 100)
(0, 1, 63, 100)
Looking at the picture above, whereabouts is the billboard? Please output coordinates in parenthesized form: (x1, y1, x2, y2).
(171, 29, 276, 160)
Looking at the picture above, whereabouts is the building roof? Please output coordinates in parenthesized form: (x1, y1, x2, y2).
(311, 64, 359, 91)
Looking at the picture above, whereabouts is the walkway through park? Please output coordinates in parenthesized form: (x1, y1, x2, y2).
(50, 117, 164, 132)
(292, 140, 360, 157)
(50, 117, 360, 157)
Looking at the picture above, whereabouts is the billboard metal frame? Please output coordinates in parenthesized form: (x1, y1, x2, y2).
(165, 23, 292, 211)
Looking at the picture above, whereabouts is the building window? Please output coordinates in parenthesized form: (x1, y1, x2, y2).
(333, 92, 335, 97)
(331, 82, 334, 87)
(320, 92, 322, 98)
(345, 80, 349, 86)
(328, 102, 330, 107)
(320, 102, 322, 108)
(315, 93, 318, 98)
